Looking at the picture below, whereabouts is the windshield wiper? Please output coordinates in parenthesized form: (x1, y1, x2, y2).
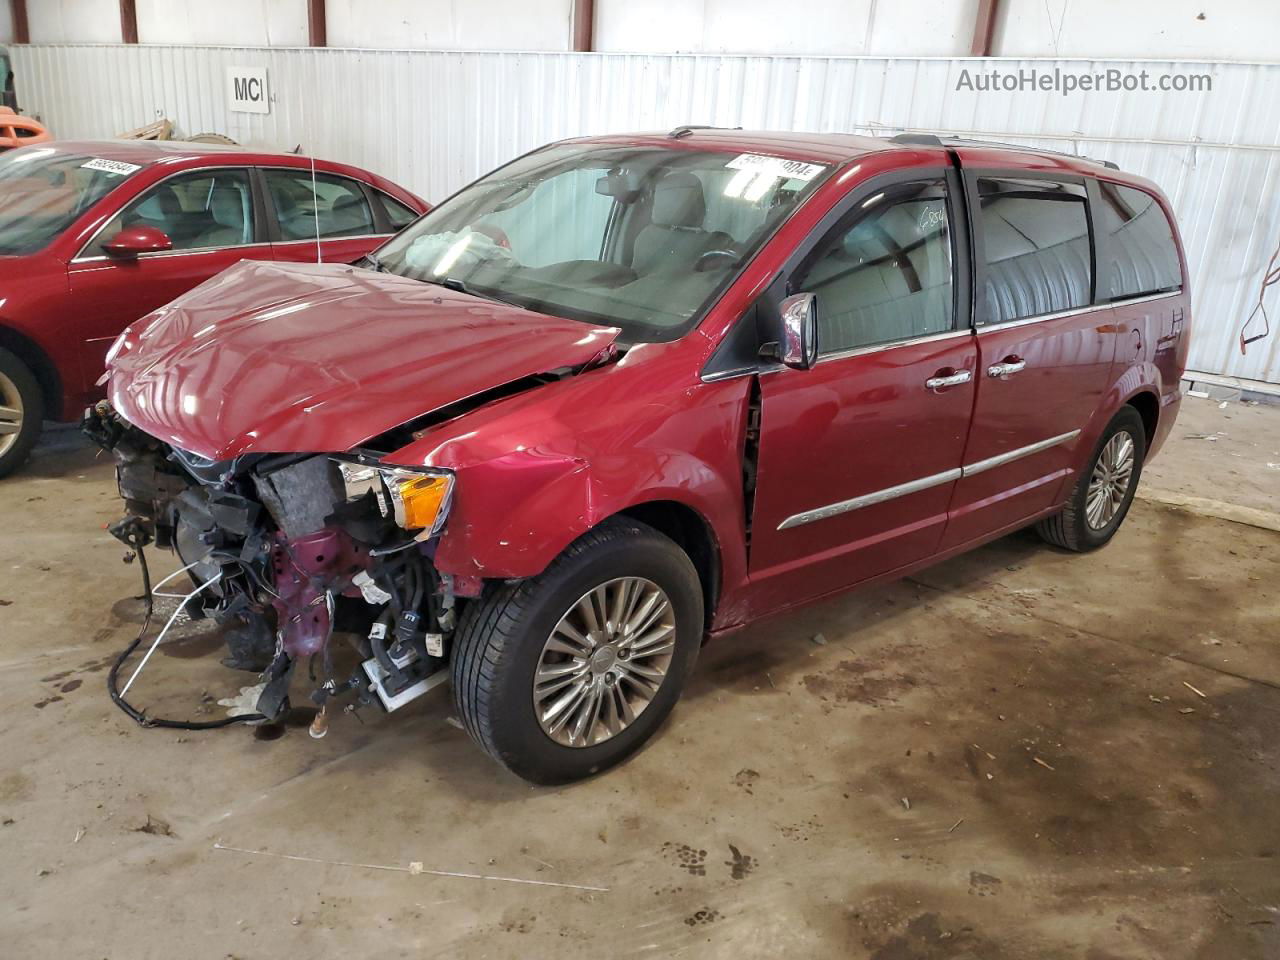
(421, 275, 508, 304)
(359, 253, 388, 273)
(427, 276, 470, 294)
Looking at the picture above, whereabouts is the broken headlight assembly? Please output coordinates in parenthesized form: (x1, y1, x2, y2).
(334, 458, 455, 540)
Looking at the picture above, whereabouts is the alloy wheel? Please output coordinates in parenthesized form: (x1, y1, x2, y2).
(0, 370, 23, 459)
(1086, 430, 1136, 530)
(533, 576, 676, 748)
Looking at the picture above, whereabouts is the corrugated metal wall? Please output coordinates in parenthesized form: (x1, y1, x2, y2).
(11, 44, 1280, 383)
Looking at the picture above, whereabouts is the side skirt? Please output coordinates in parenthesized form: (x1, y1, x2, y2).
(705, 497, 1069, 641)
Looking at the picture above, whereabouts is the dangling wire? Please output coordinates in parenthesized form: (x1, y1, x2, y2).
(1241, 238, 1280, 354)
(107, 522, 266, 730)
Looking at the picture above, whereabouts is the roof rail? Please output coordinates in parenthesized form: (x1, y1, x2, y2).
(667, 124, 742, 140)
(888, 133, 943, 147)
(944, 135, 1120, 170)
(888, 130, 1119, 171)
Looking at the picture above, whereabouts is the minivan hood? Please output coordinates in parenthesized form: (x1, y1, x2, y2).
(108, 260, 619, 461)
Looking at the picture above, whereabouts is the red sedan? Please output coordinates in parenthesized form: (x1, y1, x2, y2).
(0, 139, 426, 476)
(93, 129, 1188, 783)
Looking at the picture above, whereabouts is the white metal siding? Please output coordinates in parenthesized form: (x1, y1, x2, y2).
(11, 44, 1280, 383)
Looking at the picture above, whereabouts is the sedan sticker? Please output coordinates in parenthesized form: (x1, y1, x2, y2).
(81, 158, 141, 177)
(726, 153, 827, 182)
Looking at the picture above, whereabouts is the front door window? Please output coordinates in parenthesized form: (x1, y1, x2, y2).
(793, 181, 955, 353)
(91, 169, 254, 255)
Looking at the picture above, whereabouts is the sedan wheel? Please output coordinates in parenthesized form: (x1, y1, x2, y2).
(0, 348, 44, 479)
(0, 369, 23, 460)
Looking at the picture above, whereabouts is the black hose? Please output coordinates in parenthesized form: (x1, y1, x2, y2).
(107, 536, 267, 730)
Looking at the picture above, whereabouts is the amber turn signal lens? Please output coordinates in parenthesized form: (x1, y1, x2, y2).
(389, 472, 453, 534)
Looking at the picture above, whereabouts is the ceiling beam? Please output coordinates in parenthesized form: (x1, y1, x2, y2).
(308, 0, 327, 47)
(10, 0, 28, 44)
(120, 0, 138, 43)
(969, 0, 1000, 56)
(571, 0, 594, 52)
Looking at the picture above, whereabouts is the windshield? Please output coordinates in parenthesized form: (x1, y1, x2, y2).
(0, 147, 142, 255)
(374, 143, 832, 341)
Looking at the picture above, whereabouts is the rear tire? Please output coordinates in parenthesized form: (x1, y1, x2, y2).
(0, 347, 44, 480)
(1036, 405, 1146, 552)
(451, 517, 703, 785)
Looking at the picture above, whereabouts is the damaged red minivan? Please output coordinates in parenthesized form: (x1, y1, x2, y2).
(90, 128, 1189, 783)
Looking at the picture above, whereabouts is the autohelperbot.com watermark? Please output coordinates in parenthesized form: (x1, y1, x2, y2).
(956, 67, 1212, 96)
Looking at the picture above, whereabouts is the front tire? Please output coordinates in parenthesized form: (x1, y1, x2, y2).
(0, 347, 44, 480)
(451, 517, 703, 785)
(1036, 406, 1146, 552)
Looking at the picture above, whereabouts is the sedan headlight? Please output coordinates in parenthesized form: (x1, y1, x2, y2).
(335, 460, 455, 539)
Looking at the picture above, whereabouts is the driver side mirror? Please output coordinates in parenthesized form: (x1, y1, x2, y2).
(778, 292, 819, 370)
(102, 225, 173, 260)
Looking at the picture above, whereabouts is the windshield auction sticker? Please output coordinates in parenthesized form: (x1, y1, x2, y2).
(81, 158, 142, 177)
(726, 153, 827, 182)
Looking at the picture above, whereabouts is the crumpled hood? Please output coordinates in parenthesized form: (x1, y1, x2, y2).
(108, 260, 618, 461)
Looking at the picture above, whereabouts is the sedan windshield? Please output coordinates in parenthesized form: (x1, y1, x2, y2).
(0, 147, 142, 255)
(374, 143, 832, 340)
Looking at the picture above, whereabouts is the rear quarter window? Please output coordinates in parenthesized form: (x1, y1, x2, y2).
(1095, 183, 1182, 300)
(379, 191, 420, 230)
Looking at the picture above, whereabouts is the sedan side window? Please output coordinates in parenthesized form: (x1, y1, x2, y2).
(92, 169, 254, 255)
(264, 170, 376, 240)
(976, 178, 1092, 324)
(378, 192, 420, 230)
(795, 181, 955, 355)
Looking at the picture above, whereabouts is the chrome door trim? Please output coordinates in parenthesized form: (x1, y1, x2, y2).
(979, 303, 1098, 332)
(701, 328, 975, 383)
(775, 428, 1081, 531)
(72, 233, 392, 265)
(72, 240, 274, 265)
(816, 328, 971, 365)
(700, 366, 755, 383)
(960, 429, 1081, 478)
(1110, 289, 1182, 307)
(776, 468, 961, 530)
(978, 290, 1182, 333)
(270, 234, 391, 247)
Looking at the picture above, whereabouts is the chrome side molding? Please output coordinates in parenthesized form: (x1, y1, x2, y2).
(777, 468, 961, 530)
(960, 429, 1081, 477)
(776, 429, 1082, 530)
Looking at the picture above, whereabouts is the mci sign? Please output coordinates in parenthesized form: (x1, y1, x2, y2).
(227, 66, 270, 115)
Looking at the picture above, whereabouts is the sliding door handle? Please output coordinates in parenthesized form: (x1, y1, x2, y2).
(987, 357, 1027, 378)
(925, 369, 972, 391)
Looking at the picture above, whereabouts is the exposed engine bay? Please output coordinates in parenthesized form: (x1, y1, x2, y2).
(84, 400, 466, 733)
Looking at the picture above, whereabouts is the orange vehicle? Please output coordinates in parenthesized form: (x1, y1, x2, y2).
(0, 107, 50, 150)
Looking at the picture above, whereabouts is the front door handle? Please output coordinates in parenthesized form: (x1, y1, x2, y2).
(987, 356, 1027, 378)
(925, 369, 972, 391)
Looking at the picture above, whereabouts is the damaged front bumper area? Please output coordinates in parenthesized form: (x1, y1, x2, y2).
(84, 401, 463, 728)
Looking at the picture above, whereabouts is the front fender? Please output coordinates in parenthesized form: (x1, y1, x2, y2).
(434, 446, 743, 582)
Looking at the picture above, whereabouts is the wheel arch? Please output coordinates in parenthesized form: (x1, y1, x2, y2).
(0, 323, 63, 419)
(1123, 388, 1160, 458)
(615, 499, 721, 632)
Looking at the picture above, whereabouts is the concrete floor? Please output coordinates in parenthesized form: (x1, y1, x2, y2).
(2, 394, 1279, 959)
